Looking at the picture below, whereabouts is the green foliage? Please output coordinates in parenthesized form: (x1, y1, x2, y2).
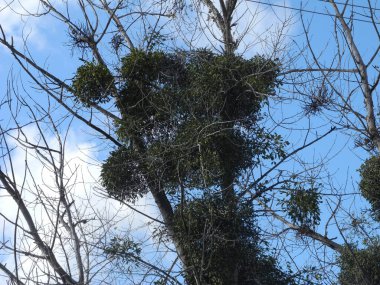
(104, 235, 141, 263)
(167, 126, 255, 189)
(72, 61, 114, 106)
(185, 50, 279, 126)
(359, 156, 380, 220)
(284, 184, 321, 229)
(76, 50, 291, 283)
(339, 242, 380, 285)
(173, 194, 296, 285)
(98, 49, 284, 198)
(116, 49, 185, 143)
(101, 146, 148, 202)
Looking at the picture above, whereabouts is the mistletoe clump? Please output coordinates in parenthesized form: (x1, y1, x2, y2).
(101, 146, 149, 202)
(359, 156, 380, 220)
(173, 194, 295, 285)
(75, 49, 283, 201)
(116, 50, 185, 144)
(285, 184, 321, 229)
(104, 235, 141, 263)
(339, 242, 380, 285)
(184, 50, 279, 125)
(74, 49, 296, 284)
(72, 62, 114, 106)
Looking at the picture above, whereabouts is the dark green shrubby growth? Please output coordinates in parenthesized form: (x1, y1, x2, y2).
(339, 242, 380, 285)
(359, 156, 380, 220)
(101, 146, 148, 202)
(278, 181, 321, 230)
(184, 50, 278, 126)
(287, 187, 321, 229)
(104, 236, 141, 263)
(96, 49, 282, 199)
(74, 49, 295, 283)
(72, 62, 114, 106)
(103, 235, 142, 275)
(116, 50, 186, 143)
(173, 194, 296, 285)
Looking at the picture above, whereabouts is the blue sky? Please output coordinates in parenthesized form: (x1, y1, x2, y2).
(0, 0, 379, 283)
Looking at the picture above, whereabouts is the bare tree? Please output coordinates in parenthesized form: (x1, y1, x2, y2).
(0, 77, 184, 284)
(277, 1, 380, 283)
(288, 0, 380, 153)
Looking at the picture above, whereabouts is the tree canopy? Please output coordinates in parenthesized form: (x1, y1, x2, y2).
(79, 49, 296, 284)
(1, 1, 380, 284)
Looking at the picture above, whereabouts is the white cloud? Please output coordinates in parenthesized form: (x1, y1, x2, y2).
(0, 124, 162, 283)
(236, 0, 296, 56)
(0, 0, 44, 45)
(0, 0, 71, 50)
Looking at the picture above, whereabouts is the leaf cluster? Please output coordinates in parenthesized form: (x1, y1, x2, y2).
(359, 156, 380, 220)
(89, 49, 283, 200)
(173, 194, 296, 285)
(74, 50, 295, 284)
(104, 236, 141, 263)
(100, 146, 149, 202)
(339, 242, 380, 285)
(72, 61, 114, 106)
(281, 182, 321, 229)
